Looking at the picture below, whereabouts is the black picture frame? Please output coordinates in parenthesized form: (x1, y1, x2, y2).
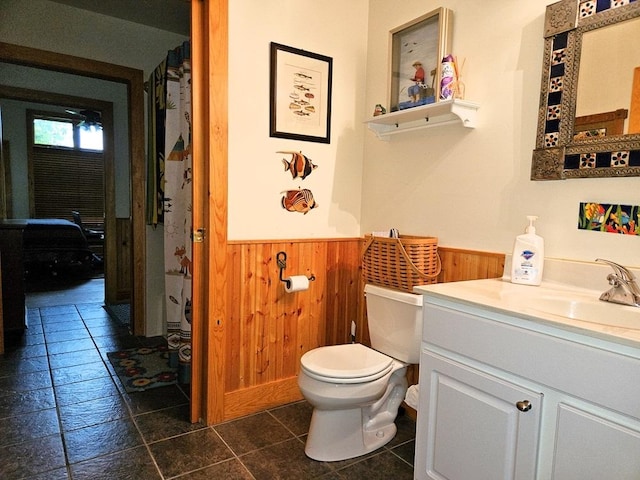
(269, 42, 333, 144)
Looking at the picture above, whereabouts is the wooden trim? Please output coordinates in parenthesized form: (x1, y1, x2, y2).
(574, 108, 628, 137)
(0, 43, 141, 84)
(190, 0, 229, 425)
(437, 246, 505, 283)
(223, 377, 303, 421)
(207, 0, 229, 425)
(630, 66, 640, 135)
(228, 237, 361, 245)
(0, 41, 146, 337)
(127, 71, 146, 336)
(190, 0, 207, 424)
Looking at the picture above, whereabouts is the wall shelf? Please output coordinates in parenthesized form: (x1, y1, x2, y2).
(365, 99, 479, 140)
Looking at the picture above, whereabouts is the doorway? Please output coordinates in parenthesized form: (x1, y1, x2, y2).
(0, 42, 147, 335)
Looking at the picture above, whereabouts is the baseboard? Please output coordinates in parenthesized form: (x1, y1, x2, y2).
(223, 376, 303, 421)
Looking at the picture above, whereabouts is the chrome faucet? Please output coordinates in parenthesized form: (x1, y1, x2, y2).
(596, 259, 640, 307)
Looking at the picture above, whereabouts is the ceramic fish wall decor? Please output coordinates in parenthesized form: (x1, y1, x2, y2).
(281, 188, 318, 214)
(278, 151, 318, 180)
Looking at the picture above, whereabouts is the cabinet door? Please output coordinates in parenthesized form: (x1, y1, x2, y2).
(552, 402, 640, 479)
(415, 351, 542, 480)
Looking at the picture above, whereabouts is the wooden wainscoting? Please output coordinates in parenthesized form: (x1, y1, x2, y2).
(224, 238, 362, 418)
(220, 238, 504, 420)
(438, 246, 505, 283)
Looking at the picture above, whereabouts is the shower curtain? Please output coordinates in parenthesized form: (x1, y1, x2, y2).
(147, 41, 192, 384)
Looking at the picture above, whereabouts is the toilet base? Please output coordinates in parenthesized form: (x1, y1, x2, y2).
(304, 407, 398, 462)
(301, 364, 409, 462)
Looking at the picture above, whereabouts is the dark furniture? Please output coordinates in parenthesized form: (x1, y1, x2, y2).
(71, 210, 104, 258)
(0, 220, 27, 337)
(23, 219, 93, 278)
(0, 219, 95, 341)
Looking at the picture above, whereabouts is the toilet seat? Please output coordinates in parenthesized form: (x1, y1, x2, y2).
(300, 344, 394, 384)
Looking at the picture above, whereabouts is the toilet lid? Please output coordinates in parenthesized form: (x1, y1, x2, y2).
(300, 344, 394, 382)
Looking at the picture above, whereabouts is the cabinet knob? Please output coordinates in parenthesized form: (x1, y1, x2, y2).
(516, 400, 532, 412)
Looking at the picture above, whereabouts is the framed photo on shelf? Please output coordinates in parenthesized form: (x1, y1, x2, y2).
(269, 42, 333, 144)
(389, 8, 453, 112)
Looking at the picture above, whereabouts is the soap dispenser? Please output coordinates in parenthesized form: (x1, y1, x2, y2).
(511, 215, 544, 286)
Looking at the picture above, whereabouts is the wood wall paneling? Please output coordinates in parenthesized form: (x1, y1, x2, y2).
(223, 239, 361, 420)
(438, 246, 505, 283)
(219, 239, 505, 421)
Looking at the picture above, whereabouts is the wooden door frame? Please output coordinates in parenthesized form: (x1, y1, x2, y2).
(0, 42, 146, 335)
(190, 0, 228, 424)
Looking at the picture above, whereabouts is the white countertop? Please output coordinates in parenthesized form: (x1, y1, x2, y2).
(414, 259, 640, 351)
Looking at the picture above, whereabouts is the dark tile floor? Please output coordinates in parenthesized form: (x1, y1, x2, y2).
(0, 278, 416, 479)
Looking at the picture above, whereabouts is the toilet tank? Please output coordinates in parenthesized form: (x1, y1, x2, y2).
(364, 284, 423, 364)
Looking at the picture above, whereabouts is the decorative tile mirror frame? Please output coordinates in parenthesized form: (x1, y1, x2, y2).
(531, 0, 640, 180)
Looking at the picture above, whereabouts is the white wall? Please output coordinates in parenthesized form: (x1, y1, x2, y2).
(364, 0, 640, 268)
(228, 0, 369, 239)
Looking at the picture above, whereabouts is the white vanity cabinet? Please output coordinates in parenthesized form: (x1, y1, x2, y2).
(414, 297, 640, 480)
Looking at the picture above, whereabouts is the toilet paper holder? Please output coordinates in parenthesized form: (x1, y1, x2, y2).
(276, 251, 316, 288)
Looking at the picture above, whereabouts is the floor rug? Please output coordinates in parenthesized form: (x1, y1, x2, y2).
(107, 344, 177, 393)
(104, 303, 130, 327)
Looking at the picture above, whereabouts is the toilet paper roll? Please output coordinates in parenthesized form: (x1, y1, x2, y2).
(405, 384, 419, 410)
(285, 275, 309, 293)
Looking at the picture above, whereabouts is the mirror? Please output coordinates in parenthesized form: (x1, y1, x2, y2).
(575, 17, 640, 138)
(531, 0, 640, 180)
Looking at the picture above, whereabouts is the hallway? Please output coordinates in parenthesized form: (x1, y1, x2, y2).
(0, 279, 416, 479)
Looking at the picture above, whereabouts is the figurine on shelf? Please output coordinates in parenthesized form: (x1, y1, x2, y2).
(408, 61, 426, 103)
(373, 104, 386, 116)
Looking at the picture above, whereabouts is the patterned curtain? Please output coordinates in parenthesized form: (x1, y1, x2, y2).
(146, 41, 192, 383)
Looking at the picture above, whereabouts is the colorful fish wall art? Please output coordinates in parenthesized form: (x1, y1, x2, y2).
(279, 151, 317, 180)
(281, 188, 318, 215)
(277, 150, 319, 215)
(578, 202, 640, 236)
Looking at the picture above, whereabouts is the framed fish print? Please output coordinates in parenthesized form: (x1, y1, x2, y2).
(389, 8, 453, 112)
(270, 42, 333, 144)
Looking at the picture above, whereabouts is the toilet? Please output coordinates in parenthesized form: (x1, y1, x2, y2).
(298, 283, 423, 461)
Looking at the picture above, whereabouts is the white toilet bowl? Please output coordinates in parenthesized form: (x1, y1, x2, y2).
(298, 284, 423, 462)
(298, 343, 409, 461)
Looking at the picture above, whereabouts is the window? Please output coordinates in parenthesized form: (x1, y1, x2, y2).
(27, 109, 105, 221)
(32, 111, 103, 152)
(33, 118, 74, 148)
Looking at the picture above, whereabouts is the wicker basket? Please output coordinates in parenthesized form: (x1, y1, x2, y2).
(361, 234, 441, 293)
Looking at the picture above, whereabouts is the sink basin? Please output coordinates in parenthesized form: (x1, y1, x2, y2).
(415, 259, 640, 343)
(528, 296, 640, 330)
(487, 283, 640, 330)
